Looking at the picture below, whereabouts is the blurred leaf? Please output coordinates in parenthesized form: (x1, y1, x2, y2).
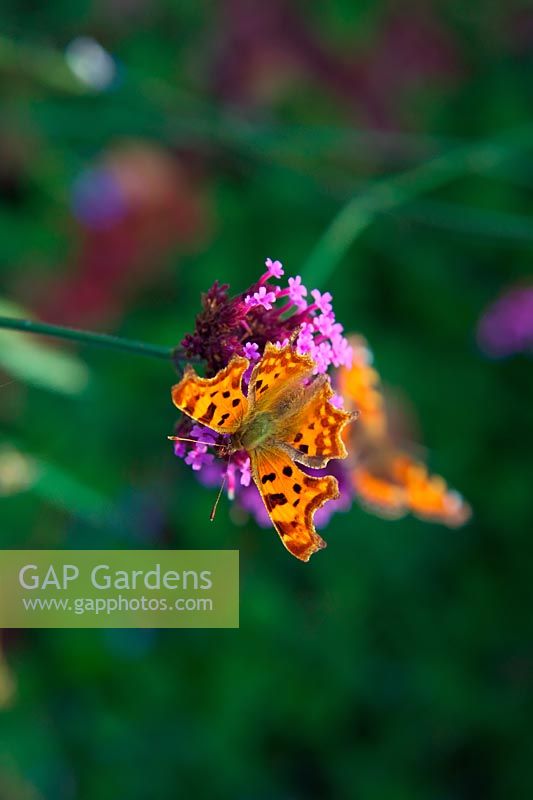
(0, 300, 89, 395)
(31, 459, 113, 524)
(0, 34, 90, 95)
(3, 438, 114, 525)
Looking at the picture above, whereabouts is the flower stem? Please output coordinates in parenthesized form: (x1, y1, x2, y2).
(302, 123, 533, 287)
(0, 316, 181, 361)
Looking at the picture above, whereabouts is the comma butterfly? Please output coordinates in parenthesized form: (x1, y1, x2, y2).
(172, 336, 357, 561)
(339, 337, 471, 527)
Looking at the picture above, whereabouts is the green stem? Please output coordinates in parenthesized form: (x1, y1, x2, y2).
(0, 316, 180, 361)
(302, 124, 533, 287)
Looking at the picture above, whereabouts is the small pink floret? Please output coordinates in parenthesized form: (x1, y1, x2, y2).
(265, 257, 284, 279)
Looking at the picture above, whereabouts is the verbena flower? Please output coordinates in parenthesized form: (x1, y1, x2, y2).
(286, 276, 308, 310)
(173, 257, 354, 525)
(244, 285, 277, 311)
(178, 257, 352, 376)
(173, 266, 470, 533)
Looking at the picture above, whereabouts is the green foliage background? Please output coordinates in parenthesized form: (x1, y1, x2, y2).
(1, 3, 532, 798)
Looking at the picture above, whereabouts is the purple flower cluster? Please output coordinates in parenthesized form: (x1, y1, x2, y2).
(174, 258, 354, 526)
(179, 257, 352, 376)
(477, 283, 533, 358)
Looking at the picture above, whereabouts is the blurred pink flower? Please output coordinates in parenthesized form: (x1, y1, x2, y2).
(477, 284, 533, 358)
(34, 142, 209, 326)
(211, 0, 461, 127)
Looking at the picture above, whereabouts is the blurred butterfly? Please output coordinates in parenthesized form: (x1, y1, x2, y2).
(171, 335, 357, 561)
(338, 337, 471, 527)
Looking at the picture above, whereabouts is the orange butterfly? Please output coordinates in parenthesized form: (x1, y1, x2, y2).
(338, 337, 471, 527)
(172, 337, 357, 561)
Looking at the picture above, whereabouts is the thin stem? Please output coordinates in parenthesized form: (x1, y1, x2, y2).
(301, 124, 533, 287)
(0, 316, 185, 361)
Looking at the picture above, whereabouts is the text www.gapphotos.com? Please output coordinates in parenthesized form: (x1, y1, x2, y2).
(21, 595, 214, 615)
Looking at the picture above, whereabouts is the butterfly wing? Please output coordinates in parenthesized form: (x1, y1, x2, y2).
(250, 445, 339, 561)
(338, 336, 387, 441)
(248, 339, 315, 408)
(171, 356, 249, 434)
(340, 337, 471, 526)
(351, 462, 407, 519)
(352, 448, 471, 527)
(392, 454, 471, 527)
(282, 374, 357, 468)
(248, 339, 357, 467)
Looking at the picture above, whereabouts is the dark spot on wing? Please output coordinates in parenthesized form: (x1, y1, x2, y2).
(264, 493, 288, 510)
(293, 483, 302, 494)
(259, 385, 268, 394)
(222, 390, 230, 398)
(183, 393, 200, 415)
(199, 401, 216, 424)
(308, 422, 315, 430)
(232, 398, 241, 407)
(282, 466, 293, 477)
(261, 472, 276, 484)
(293, 499, 300, 507)
(293, 432, 303, 443)
(298, 444, 309, 454)
(217, 412, 230, 426)
(255, 379, 263, 390)
(210, 391, 218, 397)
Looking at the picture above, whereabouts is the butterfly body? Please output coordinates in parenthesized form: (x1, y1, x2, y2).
(233, 411, 275, 452)
(172, 339, 357, 561)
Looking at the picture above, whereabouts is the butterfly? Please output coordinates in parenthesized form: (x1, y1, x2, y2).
(171, 336, 357, 561)
(338, 336, 471, 527)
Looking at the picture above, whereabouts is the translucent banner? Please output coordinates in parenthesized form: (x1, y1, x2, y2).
(0, 550, 239, 628)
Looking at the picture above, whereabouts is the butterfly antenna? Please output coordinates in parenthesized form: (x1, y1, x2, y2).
(167, 435, 226, 449)
(210, 457, 231, 522)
